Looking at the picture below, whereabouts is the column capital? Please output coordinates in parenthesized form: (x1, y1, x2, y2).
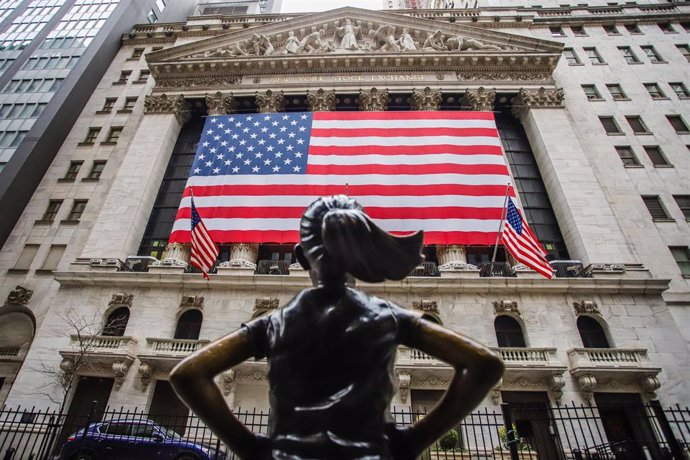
(144, 94, 190, 123)
(511, 87, 564, 120)
(205, 91, 237, 115)
(411, 87, 442, 111)
(256, 89, 285, 113)
(461, 87, 496, 112)
(359, 87, 388, 111)
(306, 88, 336, 112)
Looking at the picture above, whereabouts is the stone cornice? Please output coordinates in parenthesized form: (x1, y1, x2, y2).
(143, 93, 190, 122)
(53, 270, 671, 296)
(511, 87, 564, 120)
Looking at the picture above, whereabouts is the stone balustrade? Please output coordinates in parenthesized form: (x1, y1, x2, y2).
(146, 338, 210, 355)
(68, 335, 138, 355)
(493, 347, 558, 366)
(567, 348, 650, 369)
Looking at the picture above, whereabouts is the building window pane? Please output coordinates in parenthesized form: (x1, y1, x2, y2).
(131, 48, 144, 59)
(584, 47, 605, 64)
(122, 97, 137, 111)
(669, 82, 690, 98)
(666, 115, 689, 133)
(494, 316, 526, 348)
(669, 246, 690, 275)
(101, 98, 116, 112)
(571, 25, 587, 36)
(114, 70, 131, 84)
(136, 70, 150, 83)
(642, 195, 671, 220)
(641, 45, 663, 63)
(677, 45, 690, 62)
(63, 161, 82, 180)
(582, 84, 602, 100)
(550, 26, 565, 37)
(577, 316, 611, 348)
(606, 84, 627, 100)
(83, 127, 100, 144)
(563, 48, 581, 65)
(66, 200, 87, 221)
(174, 310, 202, 340)
(146, 9, 158, 23)
(673, 195, 690, 219)
(12, 244, 39, 270)
(40, 244, 66, 271)
(615, 146, 640, 167)
(102, 307, 129, 336)
(625, 23, 642, 34)
(644, 146, 670, 166)
(626, 116, 649, 134)
(87, 160, 106, 180)
(599, 116, 622, 134)
(658, 22, 676, 33)
(31, 103, 47, 117)
(156, 0, 166, 12)
(603, 24, 620, 35)
(619, 46, 639, 64)
(42, 199, 62, 222)
(104, 127, 123, 144)
(644, 83, 666, 99)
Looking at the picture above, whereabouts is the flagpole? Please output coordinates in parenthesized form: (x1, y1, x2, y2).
(491, 182, 511, 263)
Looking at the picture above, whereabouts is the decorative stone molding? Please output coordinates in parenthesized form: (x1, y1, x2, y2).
(587, 263, 626, 274)
(218, 243, 259, 270)
(410, 375, 449, 389)
(573, 301, 600, 316)
(222, 370, 236, 396)
(152, 243, 190, 267)
(411, 87, 442, 111)
(138, 362, 154, 391)
(60, 357, 76, 386)
(6, 286, 33, 306)
(218, 259, 257, 270)
(109, 293, 134, 309)
(548, 374, 565, 403)
(397, 371, 411, 403)
(88, 258, 125, 270)
(306, 89, 336, 112)
(288, 262, 304, 271)
(512, 263, 533, 272)
(112, 360, 131, 390)
(511, 87, 564, 120)
(412, 300, 439, 316)
(492, 300, 520, 316)
(359, 88, 388, 111)
(180, 295, 204, 310)
(437, 245, 478, 271)
(256, 90, 285, 113)
(641, 376, 660, 398)
(461, 87, 496, 111)
(151, 258, 187, 268)
(577, 374, 597, 402)
(156, 77, 240, 89)
(235, 370, 267, 382)
(457, 72, 552, 82)
(144, 94, 190, 123)
(490, 384, 502, 405)
(253, 297, 279, 318)
(438, 261, 478, 271)
(205, 91, 237, 115)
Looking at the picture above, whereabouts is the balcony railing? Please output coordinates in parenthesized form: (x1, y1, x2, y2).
(568, 348, 652, 369)
(409, 262, 441, 277)
(550, 260, 592, 278)
(67, 335, 138, 354)
(255, 259, 290, 275)
(146, 338, 210, 355)
(479, 261, 516, 277)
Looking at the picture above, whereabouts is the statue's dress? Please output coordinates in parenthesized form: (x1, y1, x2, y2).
(244, 286, 421, 459)
(339, 25, 358, 50)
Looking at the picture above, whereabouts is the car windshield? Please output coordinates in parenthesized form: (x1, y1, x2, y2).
(160, 425, 182, 440)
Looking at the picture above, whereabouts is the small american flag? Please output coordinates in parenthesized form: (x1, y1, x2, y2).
(170, 111, 513, 245)
(190, 196, 219, 279)
(502, 197, 553, 279)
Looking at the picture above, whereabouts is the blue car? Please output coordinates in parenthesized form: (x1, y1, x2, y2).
(57, 419, 227, 460)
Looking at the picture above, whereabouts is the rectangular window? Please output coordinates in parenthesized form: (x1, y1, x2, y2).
(666, 115, 689, 133)
(644, 146, 670, 166)
(603, 24, 620, 35)
(114, 70, 131, 84)
(625, 23, 642, 34)
(155, 0, 166, 11)
(673, 195, 690, 219)
(658, 22, 676, 33)
(606, 84, 627, 100)
(12, 244, 39, 271)
(66, 200, 87, 222)
(571, 25, 587, 36)
(681, 22, 690, 32)
(641, 45, 663, 63)
(146, 9, 158, 24)
(42, 199, 63, 222)
(677, 45, 690, 63)
(63, 161, 82, 181)
(584, 47, 605, 64)
(669, 82, 690, 98)
(550, 26, 566, 37)
(669, 246, 690, 275)
(82, 127, 100, 144)
(31, 103, 47, 117)
(100, 98, 116, 112)
(563, 48, 581, 65)
(619, 46, 640, 64)
(644, 83, 666, 99)
(121, 97, 137, 111)
(615, 146, 640, 167)
(642, 195, 671, 220)
(582, 85, 602, 100)
(39, 244, 66, 271)
(104, 127, 123, 144)
(86, 160, 106, 180)
(600, 116, 622, 135)
(131, 48, 144, 59)
(135, 70, 150, 83)
(626, 116, 649, 134)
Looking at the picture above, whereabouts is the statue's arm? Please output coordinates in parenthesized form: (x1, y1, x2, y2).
(170, 328, 268, 459)
(391, 320, 504, 458)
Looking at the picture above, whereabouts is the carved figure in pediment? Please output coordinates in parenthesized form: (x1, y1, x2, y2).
(204, 40, 249, 58)
(298, 29, 332, 54)
(398, 28, 417, 51)
(370, 24, 400, 52)
(250, 33, 274, 56)
(423, 30, 446, 51)
(337, 19, 361, 50)
(283, 31, 300, 54)
(446, 34, 503, 52)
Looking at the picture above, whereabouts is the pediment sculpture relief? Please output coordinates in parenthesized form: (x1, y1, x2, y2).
(186, 20, 515, 60)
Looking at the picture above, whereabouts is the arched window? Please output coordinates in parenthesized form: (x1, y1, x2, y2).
(174, 309, 202, 340)
(102, 307, 129, 337)
(577, 316, 610, 348)
(494, 315, 526, 347)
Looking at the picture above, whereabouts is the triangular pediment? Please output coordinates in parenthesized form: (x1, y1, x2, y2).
(147, 7, 563, 86)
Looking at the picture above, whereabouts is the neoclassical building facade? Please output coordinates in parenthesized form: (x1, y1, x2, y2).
(0, 2, 689, 449)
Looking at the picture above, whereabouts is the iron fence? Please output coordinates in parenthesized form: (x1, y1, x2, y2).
(0, 402, 688, 459)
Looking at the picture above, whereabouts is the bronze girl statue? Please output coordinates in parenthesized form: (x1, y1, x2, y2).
(170, 195, 504, 460)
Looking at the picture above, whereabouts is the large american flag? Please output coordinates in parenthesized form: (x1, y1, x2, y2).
(502, 197, 553, 279)
(169, 111, 514, 245)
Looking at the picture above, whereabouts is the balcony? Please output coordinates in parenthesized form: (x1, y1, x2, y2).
(138, 338, 210, 372)
(59, 335, 138, 389)
(0, 346, 24, 363)
(494, 347, 567, 385)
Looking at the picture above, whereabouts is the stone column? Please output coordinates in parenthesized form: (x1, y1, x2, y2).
(205, 91, 237, 116)
(256, 89, 285, 113)
(437, 245, 476, 271)
(359, 88, 388, 111)
(80, 94, 189, 261)
(306, 89, 336, 112)
(461, 87, 496, 111)
(218, 243, 259, 271)
(411, 87, 442, 111)
(511, 87, 637, 265)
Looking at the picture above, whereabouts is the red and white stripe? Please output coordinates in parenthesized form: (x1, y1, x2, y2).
(171, 111, 513, 245)
(190, 212, 219, 279)
(501, 204, 553, 279)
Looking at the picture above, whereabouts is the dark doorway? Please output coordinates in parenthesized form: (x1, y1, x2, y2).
(594, 393, 661, 459)
(174, 309, 202, 340)
(502, 391, 561, 459)
(149, 380, 190, 435)
(55, 377, 114, 453)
